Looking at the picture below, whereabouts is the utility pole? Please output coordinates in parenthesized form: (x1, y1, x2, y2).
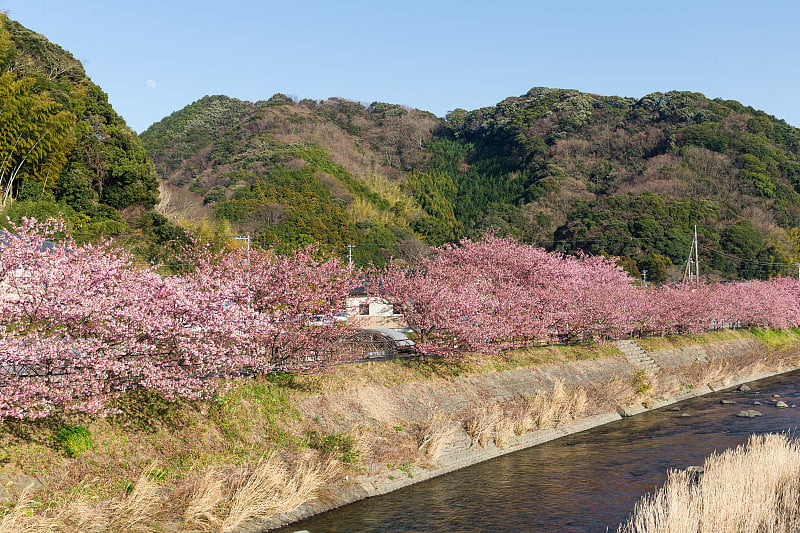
(345, 244, 354, 269)
(693, 225, 700, 282)
(234, 233, 251, 264)
(642, 269, 648, 288)
(682, 225, 700, 284)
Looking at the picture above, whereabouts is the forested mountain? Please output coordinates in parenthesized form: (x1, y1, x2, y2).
(144, 88, 800, 280)
(142, 94, 439, 264)
(0, 14, 179, 257)
(443, 88, 800, 281)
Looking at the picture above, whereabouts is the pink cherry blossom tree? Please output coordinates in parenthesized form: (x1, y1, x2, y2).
(0, 219, 358, 418)
(5, 220, 800, 420)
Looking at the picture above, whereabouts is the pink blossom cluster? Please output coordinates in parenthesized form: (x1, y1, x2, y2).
(378, 235, 800, 357)
(0, 219, 354, 418)
(4, 222, 800, 420)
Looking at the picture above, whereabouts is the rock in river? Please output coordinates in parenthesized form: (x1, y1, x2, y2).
(736, 410, 762, 418)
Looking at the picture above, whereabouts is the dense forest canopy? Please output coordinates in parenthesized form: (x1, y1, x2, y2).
(143, 87, 800, 280)
(434, 88, 800, 280)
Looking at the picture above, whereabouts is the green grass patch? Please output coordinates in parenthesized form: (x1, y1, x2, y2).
(483, 342, 623, 372)
(635, 329, 747, 351)
(749, 328, 800, 351)
(306, 431, 359, 464)
(388, 357, 471, 380)
(109, 388, 197, 432)
(632, 370, 652, 395)
(209, 377, 304, 451)
(55, 425, 92, 458)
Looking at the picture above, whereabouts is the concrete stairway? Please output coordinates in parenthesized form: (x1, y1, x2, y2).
(614, 339, 660, 374)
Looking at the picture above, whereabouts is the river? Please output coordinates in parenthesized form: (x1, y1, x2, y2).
(276, 370, 800, 533)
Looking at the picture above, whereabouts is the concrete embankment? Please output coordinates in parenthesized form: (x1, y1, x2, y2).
(254, 336, 800, 532)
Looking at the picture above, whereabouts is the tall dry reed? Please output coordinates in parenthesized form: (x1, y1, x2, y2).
(415, 412, 458, 461)
(220, 454, 329, 533)
(619, 433, 800, 533)
(463, 405, 502, 448)
(0, 467, 163, 533)
(533, 381, 587, 429)
(182, 469, 225, 530)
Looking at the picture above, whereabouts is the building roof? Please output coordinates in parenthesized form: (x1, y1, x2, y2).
(370, 327, 415, 347)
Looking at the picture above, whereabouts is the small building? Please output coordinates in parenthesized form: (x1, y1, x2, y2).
(345, 286, 408, 330)
(0, 234, 58, 303)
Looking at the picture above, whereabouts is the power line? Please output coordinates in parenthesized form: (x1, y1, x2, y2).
(62, 228, 800, 275)
(698, 243, 799, 268)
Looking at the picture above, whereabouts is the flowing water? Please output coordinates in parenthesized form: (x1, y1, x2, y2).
(277, 371, 800, 533)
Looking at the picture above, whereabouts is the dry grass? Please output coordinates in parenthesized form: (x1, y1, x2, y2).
(0, 467, 162, 533)
(182, 469, 225, 530)
(415, 412, 459, 462)
(459, 382, 591, 449)
(220, 454, 329, 533)
(619, 433, 800, 533)
(463, 405, 502, 448)
(678, 349, 769, 390)
(0, 487, 39, 533)
(695, 360, 735, 388)
(352, 386, 402, 428)
(569, 387, 589, 419)
(108, 467, 163, 531)
(534, 381, 572, 429)
(493, 416, 517, 448)
(309, 384, 402, 433)
(509, 396, 539, 436)
(592, 377, 638, 408)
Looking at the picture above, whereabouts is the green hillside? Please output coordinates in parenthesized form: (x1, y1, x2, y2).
(441, 88, 800, 280)
(0, 14, 180, 258)
(144, 88, 800, 279)
(142, 95, 439, 264)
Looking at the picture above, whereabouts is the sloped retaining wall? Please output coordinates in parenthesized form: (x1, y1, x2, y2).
(253, 338, 800, 532)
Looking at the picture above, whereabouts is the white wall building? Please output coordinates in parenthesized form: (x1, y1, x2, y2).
(345, 287, 408, 330)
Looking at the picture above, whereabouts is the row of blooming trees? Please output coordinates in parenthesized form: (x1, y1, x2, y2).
(377, 235, 800, 356)
(0, 219, 355, 418)
(3, 223, 800, 419)
(377, 236, 637, 355)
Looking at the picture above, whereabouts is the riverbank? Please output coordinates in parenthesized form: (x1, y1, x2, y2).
(261, 329, 800, 532)
(0, 329, 798, 532)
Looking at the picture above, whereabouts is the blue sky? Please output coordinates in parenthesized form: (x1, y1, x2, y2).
(4, 1, 799, 132)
